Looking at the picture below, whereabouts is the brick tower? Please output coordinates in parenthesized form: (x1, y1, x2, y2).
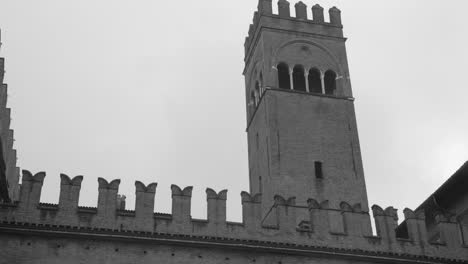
(244, 0, 369, 216)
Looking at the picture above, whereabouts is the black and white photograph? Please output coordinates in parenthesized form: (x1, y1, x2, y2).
(0, 0, 467, 263)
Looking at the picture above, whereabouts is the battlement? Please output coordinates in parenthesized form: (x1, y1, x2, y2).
(244, 1, 344, 62)
(1, 170, 467, 262)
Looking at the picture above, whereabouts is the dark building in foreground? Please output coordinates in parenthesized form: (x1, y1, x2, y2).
(0, 1, 468, 263)
(412, 162, 468, 245)
(0, 30, 20, 204)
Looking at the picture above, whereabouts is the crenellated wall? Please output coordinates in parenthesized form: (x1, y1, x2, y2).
(1, 170, 467, 262)
(0, 3, 466, 263)
(244, 0, 343, 64)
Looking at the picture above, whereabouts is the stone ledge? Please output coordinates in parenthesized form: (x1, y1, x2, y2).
(0, 221, 464, 264)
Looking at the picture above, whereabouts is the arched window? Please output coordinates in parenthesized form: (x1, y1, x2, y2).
(324, 70, 337, 95)
(255, 81, 260, 105)
(277, 63, 290, 89)
(292, 65, 306, 92)
(308, 68, 322, 94)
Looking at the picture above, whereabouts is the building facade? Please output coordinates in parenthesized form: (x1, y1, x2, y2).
(0, 30, 20, 203)
(0, 1, 467, 263)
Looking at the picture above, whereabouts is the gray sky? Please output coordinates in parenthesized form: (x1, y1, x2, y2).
(0, 0, 467, 222)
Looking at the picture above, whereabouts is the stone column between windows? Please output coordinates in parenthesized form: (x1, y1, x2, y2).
(305, 71, 310, 93)
(320, 72, 326, 94)
(289, 68, 294, 90)
(259, 78, 263, 95)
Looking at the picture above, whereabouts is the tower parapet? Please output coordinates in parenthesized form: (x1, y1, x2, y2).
(1, 170, 467, 262)
(244, 1, 343, 62)
(311, 4, 324, 22)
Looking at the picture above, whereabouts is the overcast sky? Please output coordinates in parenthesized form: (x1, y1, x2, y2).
(0, 0, 467, 222)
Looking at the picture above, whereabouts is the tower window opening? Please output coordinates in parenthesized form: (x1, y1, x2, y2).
(308, 68, 322, 94)
(324, 70, 337, 95)
(315, 161, 323, 179)
(259, 72, 264, 94)
(250, 91, 256, 110)
(277, 63, 291, 90)
(255, 81, 260, 105)
(292, 65, 306, 92)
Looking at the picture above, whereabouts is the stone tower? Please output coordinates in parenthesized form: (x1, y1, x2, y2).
(244, 0, 369, 215)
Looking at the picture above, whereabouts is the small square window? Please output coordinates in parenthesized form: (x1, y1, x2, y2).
(259, 176, 263, 193)
(315, 161, 323, 179)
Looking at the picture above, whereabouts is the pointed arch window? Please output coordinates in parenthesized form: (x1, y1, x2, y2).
(308, 68, 322, 94)
(292, 65, 306, 92)
(277, 63, 291, 90)
(324, 70, 337, 95)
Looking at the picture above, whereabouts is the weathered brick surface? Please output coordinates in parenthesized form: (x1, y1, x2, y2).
(0, 226, 465, 264)
(248, 90, 368, 214)
(0, 232, 420, 264)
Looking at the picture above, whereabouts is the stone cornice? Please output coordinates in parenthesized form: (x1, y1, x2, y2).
(0, 221, 465, 264)
(246, 87, 354, 132)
